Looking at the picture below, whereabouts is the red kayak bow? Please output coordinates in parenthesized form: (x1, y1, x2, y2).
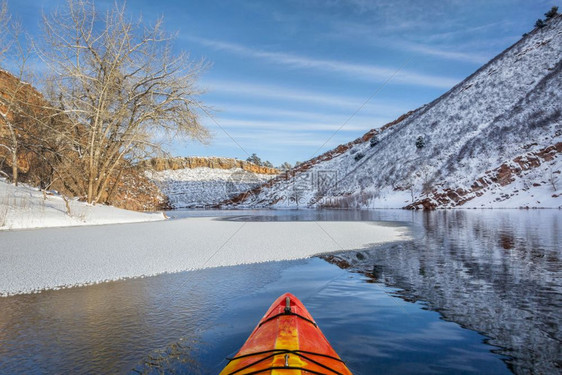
(220, 293, 353, 374)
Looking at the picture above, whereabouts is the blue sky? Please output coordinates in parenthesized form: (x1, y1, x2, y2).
(5, 0, 558, 166)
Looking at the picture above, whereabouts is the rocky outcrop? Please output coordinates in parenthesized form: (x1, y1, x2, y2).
(139, 156, 279, 175)
(140, 157, 281, 209)
(405, 142, 562, 209)
(105, 167, 169, 211)
(0, 70, 53, 179)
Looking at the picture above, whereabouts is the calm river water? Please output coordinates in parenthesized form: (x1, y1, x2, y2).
(0, 209, 560, 374)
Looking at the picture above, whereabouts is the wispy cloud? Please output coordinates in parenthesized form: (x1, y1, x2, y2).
(323, 19, 502, 65)
(204, 118, 383, 132)
(398, 42, 491, 64)
(306, 0, 456, 33)
(205, 80, 377, 111)
(207, 90, 409, 116)
(209, 102, 402, 123)
(210, 130, 353, 148)
(188, 37, 461, 89)
(422, 19, 513, 43)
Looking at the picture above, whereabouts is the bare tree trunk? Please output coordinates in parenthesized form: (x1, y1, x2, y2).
(11, 143, 17, 186)
(549, 167, 558, 191)
(61, 194, 72, 216)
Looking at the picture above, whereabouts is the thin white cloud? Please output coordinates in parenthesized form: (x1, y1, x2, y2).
(209, 101, 406, 121)
(204, 79, 415, 114)
(200, 80, 408, 154)
(211, 131, 351, 148)
(188, 36, 461, 89)
(395, 42, 490, 64)
(323, 19, 500, 65)
(206, 80, 360, 108)
(422, 19, 514, 43)
(204, 118, 383, 132)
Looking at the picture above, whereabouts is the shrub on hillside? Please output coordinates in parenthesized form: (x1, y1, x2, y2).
(545, 6, 559, 19)
(246, 153, 263, 166)
(535, 19, 546, 28)
(278, 162, 292, 171)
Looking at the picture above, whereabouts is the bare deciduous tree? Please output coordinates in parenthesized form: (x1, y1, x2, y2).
(548, 166, 559, 192)
(39, 0, 210, 204)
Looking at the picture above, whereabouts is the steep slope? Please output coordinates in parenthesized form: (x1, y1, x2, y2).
(228, 15, 562, 209)
(143, 156, 278, 208)
(0, 70, 55, 183)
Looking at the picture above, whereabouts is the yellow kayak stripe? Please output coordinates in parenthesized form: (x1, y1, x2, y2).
(271, 315, 305, 374)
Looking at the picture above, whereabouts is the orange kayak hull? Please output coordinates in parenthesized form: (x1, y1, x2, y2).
(220, 293, 353, 374)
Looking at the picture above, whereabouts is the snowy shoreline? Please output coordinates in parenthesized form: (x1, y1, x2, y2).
(0, 179, 165, 230)
(0, 217, 409, 296)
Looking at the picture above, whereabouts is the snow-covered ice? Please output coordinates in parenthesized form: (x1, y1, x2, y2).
(0, 178, 165, 230)
(0, 216, 409, 296)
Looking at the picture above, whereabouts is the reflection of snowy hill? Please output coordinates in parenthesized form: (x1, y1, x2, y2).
(232, 16, 562, 209)
(322, 210, 562, 374)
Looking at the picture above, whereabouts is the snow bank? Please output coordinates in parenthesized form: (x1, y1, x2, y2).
(0, 216, 409, 296)
(0, 179, 165, 230)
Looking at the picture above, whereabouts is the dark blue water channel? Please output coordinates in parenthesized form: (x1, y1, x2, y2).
(0, 210, 560, 374)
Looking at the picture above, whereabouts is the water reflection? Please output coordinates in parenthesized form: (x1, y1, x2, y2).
(0, 261, 290, 374)
(167, 208, 418, 223)
(322, 210, 562, 374)
(141, 258, 510, 375)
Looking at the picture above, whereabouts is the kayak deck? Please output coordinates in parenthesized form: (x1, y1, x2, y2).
(220, 293, 352, 374)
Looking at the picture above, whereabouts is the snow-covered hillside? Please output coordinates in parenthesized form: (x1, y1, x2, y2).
(229, 16, 562, 209)
(146, 167, 276, 208)
(0, 178, 164, 230)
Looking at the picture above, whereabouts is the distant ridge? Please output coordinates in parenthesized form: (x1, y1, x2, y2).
(143, 157, 278, 208)
(139, 156, 279, 175)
